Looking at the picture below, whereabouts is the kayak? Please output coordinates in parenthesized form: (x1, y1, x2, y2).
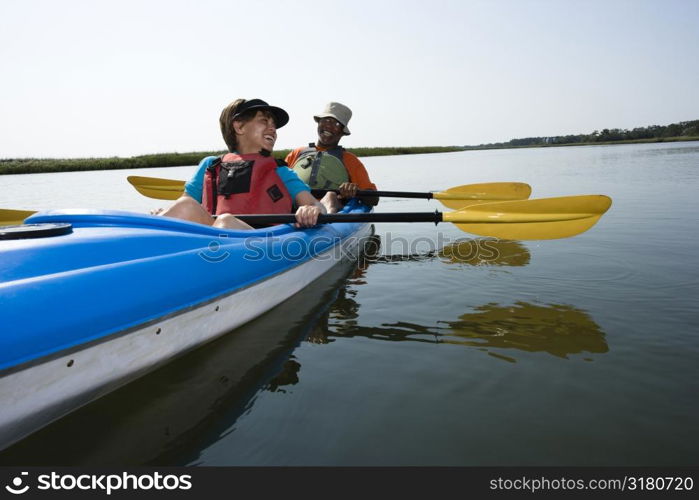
(0, 199, 373, 451)
(0, 252, 364, 464)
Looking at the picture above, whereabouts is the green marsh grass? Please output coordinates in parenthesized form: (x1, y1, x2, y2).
(0, 147, 466, 175)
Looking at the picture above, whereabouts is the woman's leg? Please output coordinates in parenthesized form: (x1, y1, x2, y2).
(213, 213, 254, 230)
(159, 195, 257, 229)
(159, 196, 216, 225)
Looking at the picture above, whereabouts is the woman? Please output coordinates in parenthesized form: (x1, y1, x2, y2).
(160, 98, 325, 229)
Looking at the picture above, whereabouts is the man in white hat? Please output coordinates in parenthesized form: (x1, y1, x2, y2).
(285, 102, 378, 212)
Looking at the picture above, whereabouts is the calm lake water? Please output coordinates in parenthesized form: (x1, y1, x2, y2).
(1, 142, 698, 466)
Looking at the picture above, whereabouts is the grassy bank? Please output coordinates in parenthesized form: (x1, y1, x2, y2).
(0, 146, 464, 175)
(2, 137, 697, 175)
(463, 135, 699, 151)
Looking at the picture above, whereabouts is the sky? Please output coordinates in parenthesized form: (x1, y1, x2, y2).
(1, 0, 697, 158)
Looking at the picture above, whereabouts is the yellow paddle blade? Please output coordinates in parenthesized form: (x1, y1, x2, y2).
(127, 176, 185, 200)
(0, 209, 36, 226)
(434, 182, 532, 209)
(444, 195, 612, 240)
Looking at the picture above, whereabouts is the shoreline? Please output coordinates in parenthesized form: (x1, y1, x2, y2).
(463, 135, 699, 151)
(0, 147, 464, 175)
(1, 138, 697, 175)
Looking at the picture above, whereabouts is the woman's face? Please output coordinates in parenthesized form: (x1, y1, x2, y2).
(234, 111, 277, 153)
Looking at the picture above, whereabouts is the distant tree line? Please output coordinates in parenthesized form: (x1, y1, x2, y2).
(474, 119, 699, 148)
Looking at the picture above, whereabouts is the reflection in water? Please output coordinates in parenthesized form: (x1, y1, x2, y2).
(439, 302, 608, 361)
(320, 298, 607, 362)
(365, 237, 531, 267)
(306, 237, 605, 363)
(267, 359, 301, 392)
(439, 238, 530, 267)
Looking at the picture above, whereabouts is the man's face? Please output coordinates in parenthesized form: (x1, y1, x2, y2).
(316, 116, 345, 147)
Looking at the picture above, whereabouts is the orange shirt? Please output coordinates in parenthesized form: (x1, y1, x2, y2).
(285, 145, 377, 191)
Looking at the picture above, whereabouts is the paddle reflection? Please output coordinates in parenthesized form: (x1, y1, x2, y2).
(364, 237, 530, 267)
(438, 302, 608, 361)
(439, 238, 530, 267)
(307, 236, 604, 361)
(321, 300, 607, 361)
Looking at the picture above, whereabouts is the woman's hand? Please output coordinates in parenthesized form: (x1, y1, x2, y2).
(293, 192, 327, 228)
(294, 203, 323, 228)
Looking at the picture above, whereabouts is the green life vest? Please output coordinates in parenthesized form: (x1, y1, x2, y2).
(291, 143, 349, 190)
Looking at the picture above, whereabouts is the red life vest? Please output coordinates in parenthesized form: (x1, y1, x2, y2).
(202, 152, 293, 216)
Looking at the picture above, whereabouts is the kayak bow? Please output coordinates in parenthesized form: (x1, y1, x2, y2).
(0, 200, 373, 450)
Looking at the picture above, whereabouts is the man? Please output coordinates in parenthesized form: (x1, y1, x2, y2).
(285, 102, 378, 212)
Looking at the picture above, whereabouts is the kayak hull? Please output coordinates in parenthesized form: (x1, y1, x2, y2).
(0, 201, 373, 451)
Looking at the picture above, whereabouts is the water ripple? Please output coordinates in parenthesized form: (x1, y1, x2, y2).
(522, 250, 639, 284)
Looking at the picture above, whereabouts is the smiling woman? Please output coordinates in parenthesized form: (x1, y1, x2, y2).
(158, 98, 327, 230)
(219, 99, 288, 152)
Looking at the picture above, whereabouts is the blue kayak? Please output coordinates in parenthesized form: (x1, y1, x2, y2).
(0, 200, 373, 450)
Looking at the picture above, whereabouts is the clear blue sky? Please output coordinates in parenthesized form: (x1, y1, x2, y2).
(1, 0, 697, 158)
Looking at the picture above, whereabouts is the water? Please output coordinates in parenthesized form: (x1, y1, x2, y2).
(1, 142, 698, 465)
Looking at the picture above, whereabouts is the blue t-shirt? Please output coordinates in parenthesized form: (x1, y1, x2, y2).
(184, 155, 310, 203)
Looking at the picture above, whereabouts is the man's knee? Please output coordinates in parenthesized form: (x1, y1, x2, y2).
(321, 192, 342, 214)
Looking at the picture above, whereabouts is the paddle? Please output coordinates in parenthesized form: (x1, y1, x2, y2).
(318, 182, 533, 209)
(0, 195, 612, 240)
(235, 195, 612, 240)
(126, 175, 532, 207)
(127, 176, 186, 200)
(0, 209, 36, 226)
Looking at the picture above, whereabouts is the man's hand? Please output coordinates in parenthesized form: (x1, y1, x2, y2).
(337, 182, 359, 199)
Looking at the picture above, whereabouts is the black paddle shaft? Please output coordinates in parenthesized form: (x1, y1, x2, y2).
(310, 189, 432, 200)
(237, 211, 443, 225)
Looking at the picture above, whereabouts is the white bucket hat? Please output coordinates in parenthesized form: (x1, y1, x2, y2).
(313, 102, 352, 135)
